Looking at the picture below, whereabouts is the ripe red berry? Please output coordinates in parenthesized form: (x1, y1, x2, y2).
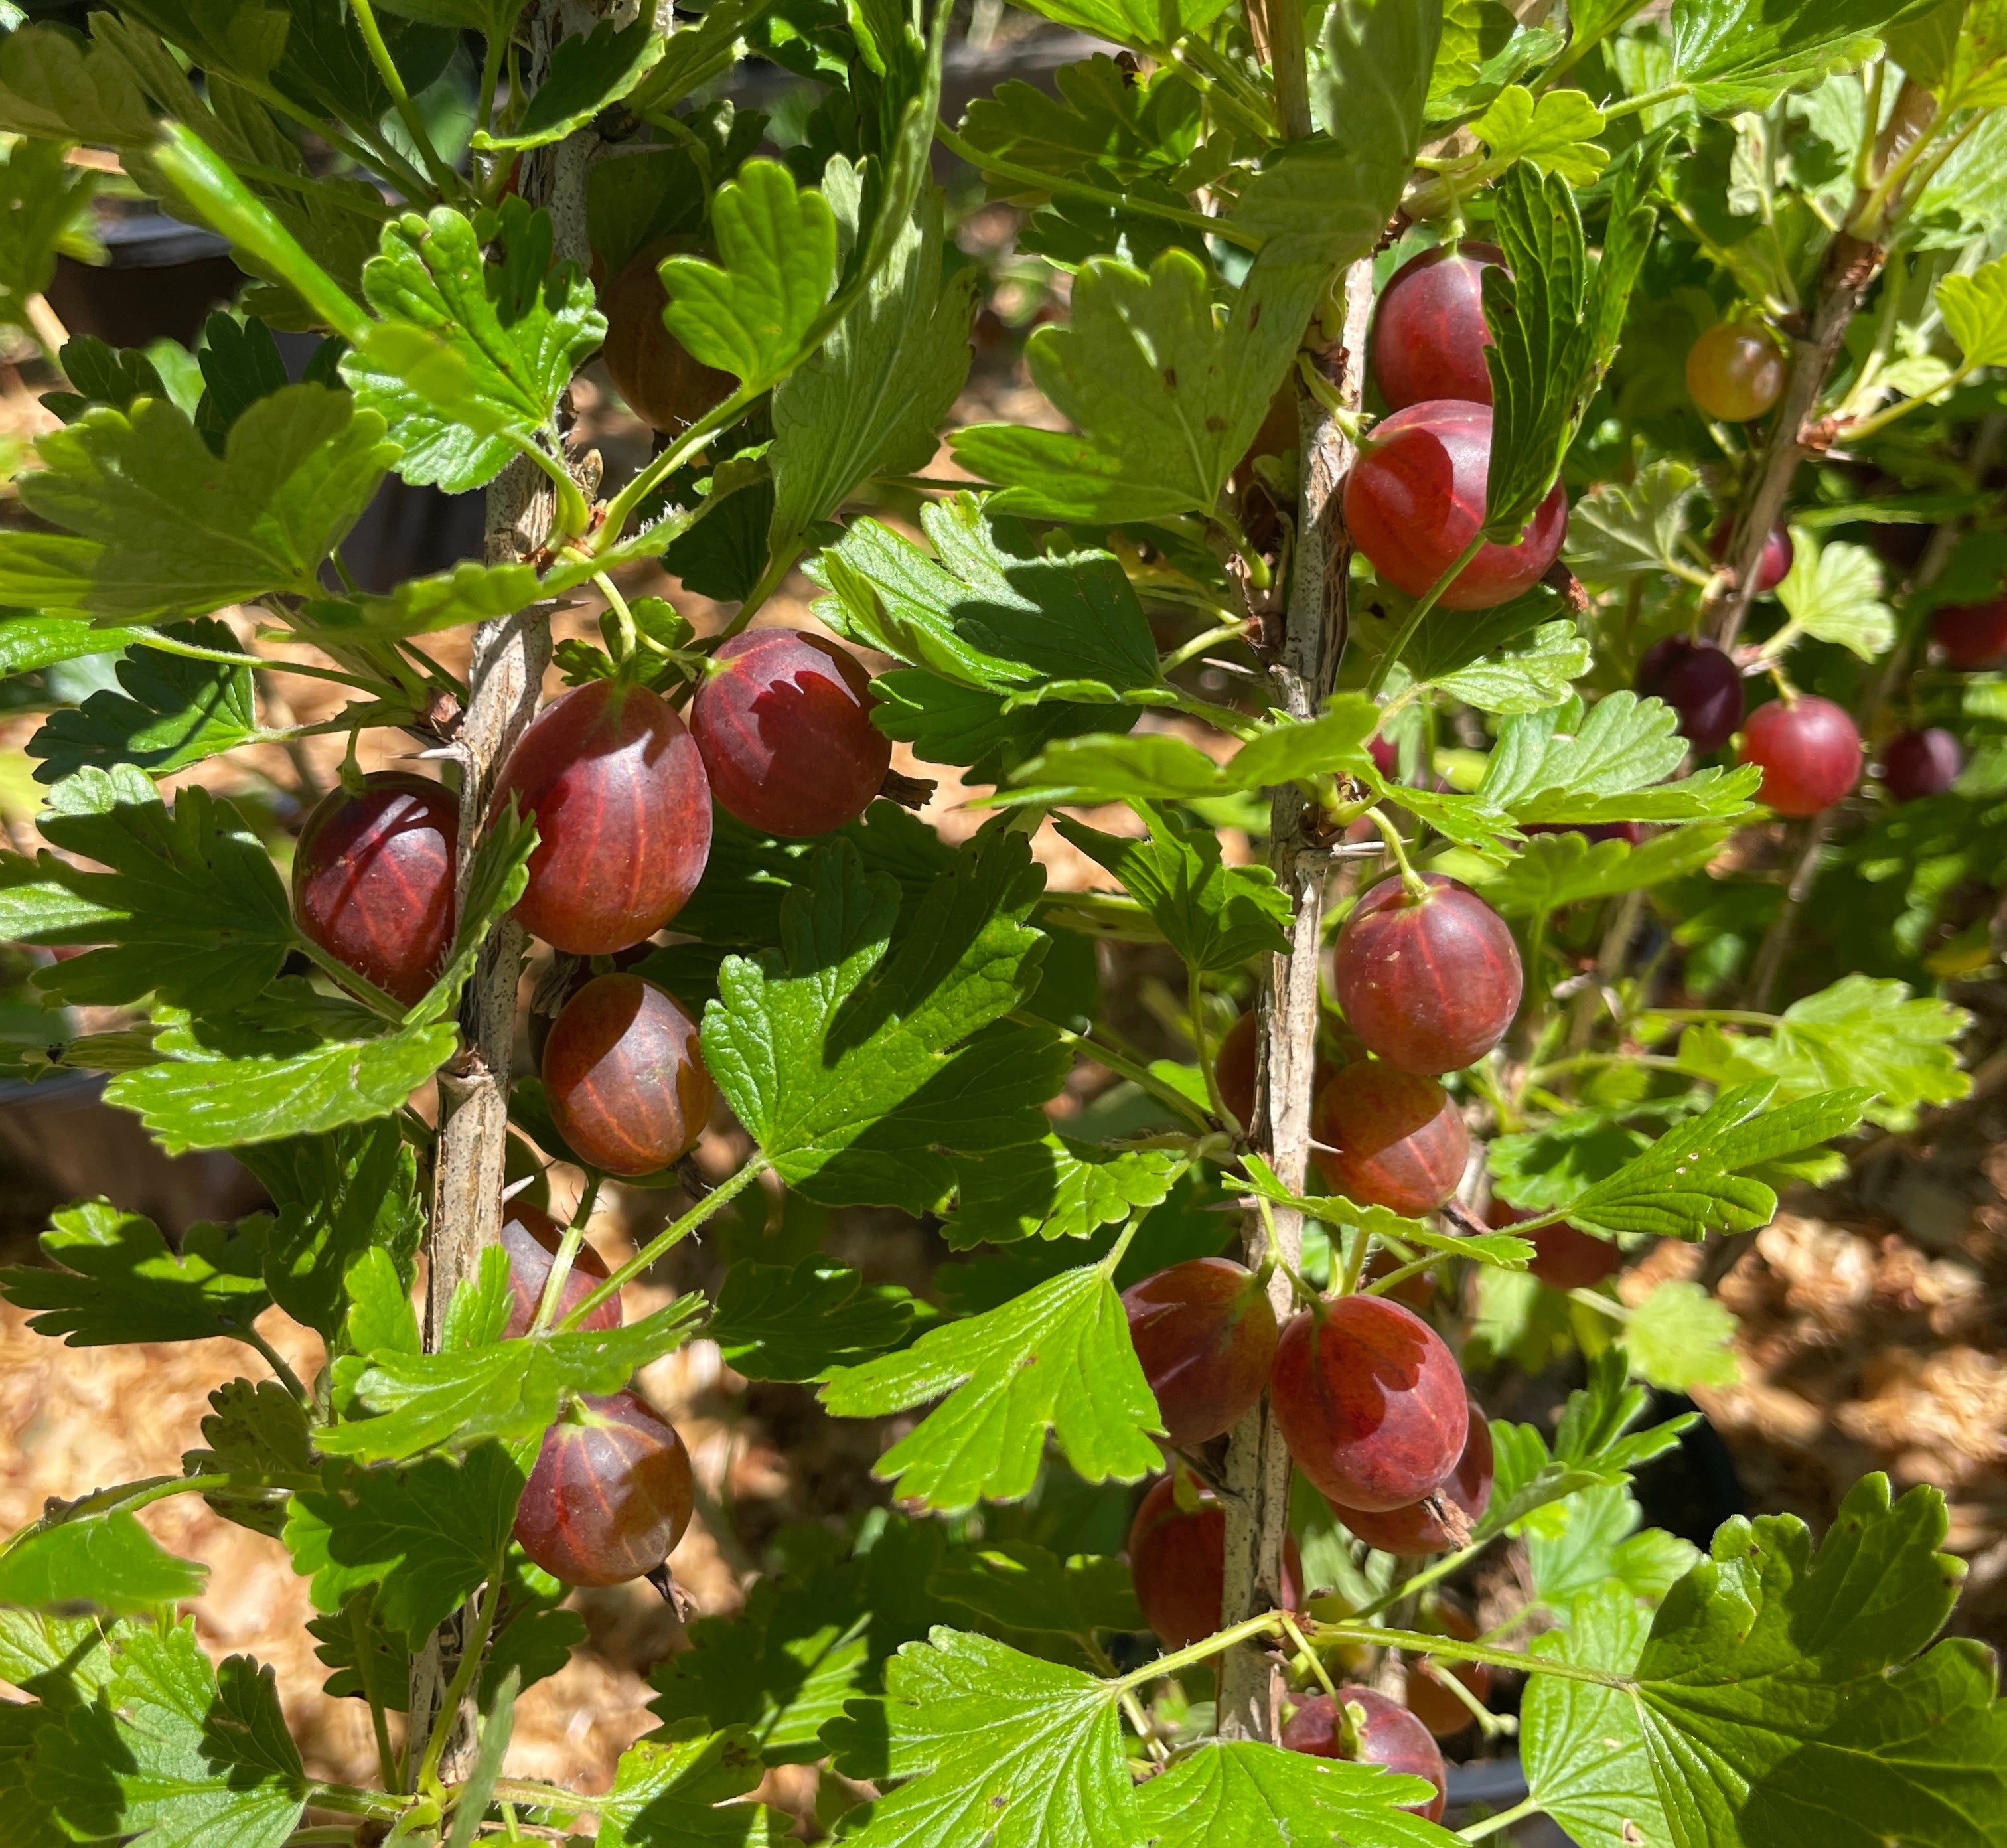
(1331, 875, 1523, 1075)
(494, 680, 711, 956)
(690, 629, 892, 838)
(1311, 1063, 1469, 1216)
(1710, 520, 1794, 594)
(500, 1201, 621, 1340)
(1636, 635, 1744, 753)
(1341, 400, 1568, 611)
(1404, 1603, 1493, 1740)
(542, 973, 715, 1176)
(1270, 1299, 1468, 1511)
(1280, 1686, 1448, 1821)
(291, 773, 457, 1006)
(1686, 322, 1785, 422)
(1933, 597, 2007, 669)
(1122, 1257, 1278, 1448)
(1739, 696, 1862, 816)
(1370, 240, 1504, 410)
(514, 1389, 694, 1587)
(1881, 727, 1963, 802)
(600, 241, 737, 435)
(1329, 1401, 1493, 1555)
(1126, 1475, 1303, 1652)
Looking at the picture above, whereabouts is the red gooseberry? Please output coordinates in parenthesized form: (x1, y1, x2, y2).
(1686, 322, 1785, 422)
(1710, 520, 1794, 595)
(494, 680, 712, 956)
(1329, 1401, 1493, 1555)
(599, 240, 737, 435)
(1122, 1257, 1278, 1449)
(1311, 1063, 1469, 1216)
(1342, 400, 1568, 611)
(542, 972, 716, 1176)
(514, 1389, 694, 1586)
(1881, 727, 1964, 802)
(1270, 1298, 1469, 1512)
(1331, 874, 1523, 1075)
(690, 629, 892, 838)
(291, 772, 458, 1007)
(1738, 696, 1862, 816)
(1126, 1474, 1303, 1652)
(500, 1201, 621, 1340)
(1933, 597, 2007, 670)
(1636, 636, 1744, 754)
(1370, 240, 1505, 410)
(1281, 1685, 1448, 1821)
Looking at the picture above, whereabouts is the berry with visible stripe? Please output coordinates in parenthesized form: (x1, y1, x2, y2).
(690, 629, 891, 838)
(1271, 1298, 1469, 1511)
(292, 773, 457, 1006)
(1281, 1686, 1448, 1821)
(1331, 874, 1523, 1075)
(1329, 1401, 1493, 1555)
(1311, 1062, 1469, 1216)
(513, 1390, 694, 1586)
(1371, 241, 1504, 410)
(542, 973, 715, 1177)
(1121, 1257, 1278, 1448)
(494, 680, 711, 955)
(500, 1201, 621, 1340)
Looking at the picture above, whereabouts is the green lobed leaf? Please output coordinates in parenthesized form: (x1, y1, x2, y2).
(823, 1628, 1138, 1847)
(1773, 533, 1894, 659)
(1623, 1278, 1742, 1391)
(0, 613, 154, 677)
(1053, 804, 1290, 975)
(29, 1620, 305, 1848)
(593, 1723, 783, 1847)
(342, 200, 604, 493)
(707, 1261, 915, 1381)
(0, 1200, 271, 1346)
(0, 386, 393, 621)
(0, 136, 97, 334)
(1633, 1474, 2007, 1848)
(0, 1513, 207, 1617)
(283, 1444, 526, 1648)
(957, 56, 1201, 186)
(1526, 1482, 1702, 1614)
(1477, 82, 1609, 182)
(626, 0, 777, 120)
(1134, 1738, 1458, 1847)
(701, 830, 1059, 1213)
(951, 248, 1323, 524)
(183, 1377, 316, 1539)
(27, 619, 263, 784)
(1481, 824, 1739, 918)
(820, 1262, 1162, 1511)
(1000, 0, 1232, 48)
(1428, 619, 1591, 714)
(1564, 460, 1703, 586)
(813, 495, 1159, 698)
(1671, 0, 1924, 116)
(928, 1544, 1142, 1638)
(659, 159, 838, 392)
(944, 1137, 1188, 1248)
(475, 16, 663, 151)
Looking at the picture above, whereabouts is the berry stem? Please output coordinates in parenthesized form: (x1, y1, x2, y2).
(242, 1326, 310, 1403)
(1366, 532, 1488, 699)
(563, 1157, 769, 1328)
(1191, 966, 1228, 1125)
(1457, 1796, 1543, 1842)
(1362, 806, 1430, 902)
(346, 0, 463, 201)
(417, 1561, 505, 1797)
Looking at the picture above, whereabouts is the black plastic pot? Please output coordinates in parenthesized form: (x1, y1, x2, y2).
(44, 205, 242, 350)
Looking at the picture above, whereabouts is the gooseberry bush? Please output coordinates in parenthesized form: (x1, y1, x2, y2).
(0, 0, 2005, 1841)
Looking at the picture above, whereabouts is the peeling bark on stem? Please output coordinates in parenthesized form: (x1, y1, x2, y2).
(1216, 257, 1373, 1742)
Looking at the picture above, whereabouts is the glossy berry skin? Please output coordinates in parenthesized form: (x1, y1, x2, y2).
(495, 680, 711, 955)
(1311, 1063, 1468, 1216)
(291, 773, 457, 1006)
(1370, 241, 1504, 410)
(1330, 1403, 1493, 1555)
(1686, 322, 1786, 422)
(1281, 1687, 1448, 1822)
(1740, 696, 1862, 816)
(1331, 875, 1523, 1075)
(500, 1201, 621, 1340)
(1342, 401, 1568, 611)
(690, 629, 892, 838)
(1882, 728, 1964, 802)
(514, 1390, 694, 1587)
(1933, 598, 2007, 669)
(1126, 1476, 1303, 1652)
(542, 974, 715, 1177)
(1122, 1257, 1278, 1448)
(600, 242, 736, 434)
(1270, 1299, 1469, 1512)
(1711, 521, 1793, 594)
(1636, 636, 1744, 753)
